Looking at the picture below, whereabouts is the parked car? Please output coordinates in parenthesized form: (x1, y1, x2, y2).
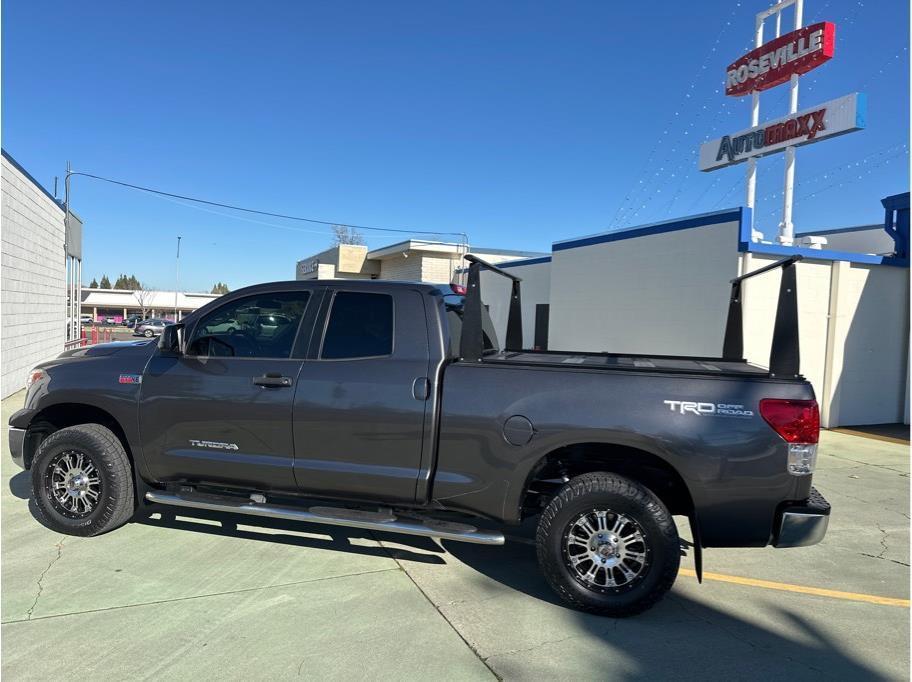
(203, 317, 243, 334)
(79, 314, 94, 326)
(133, 318, 168, 337)
(124, 315, 146, 329)
(100, 317, 118, 326)
(7, 255, 828, 617)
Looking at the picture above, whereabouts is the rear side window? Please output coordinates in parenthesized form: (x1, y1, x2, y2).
(321, 292, 393, 359)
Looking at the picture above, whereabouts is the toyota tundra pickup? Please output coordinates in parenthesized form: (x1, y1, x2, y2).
(8, 255, 830, 616)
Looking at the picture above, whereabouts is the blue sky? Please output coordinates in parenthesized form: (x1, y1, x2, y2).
(3, 1, 908, 292)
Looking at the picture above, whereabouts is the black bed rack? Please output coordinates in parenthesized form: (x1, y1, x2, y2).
(460, 255, 523, 362)
(460, 252, 804, 378)
(722, 254, 803, 377)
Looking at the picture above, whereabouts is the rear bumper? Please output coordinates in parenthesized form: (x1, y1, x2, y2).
(8, 427, 26, 469)
(773, 487, 830, 548)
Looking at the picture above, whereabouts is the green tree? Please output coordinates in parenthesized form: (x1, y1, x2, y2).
(89, 277, 98, 288)
(99, 275, 111, 289)
(211, 282, 230, 295)
(113, 274, 143, 290)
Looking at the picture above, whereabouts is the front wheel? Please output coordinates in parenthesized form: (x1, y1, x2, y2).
(31, 424, 135, 536)
(536, 472, 680, 617)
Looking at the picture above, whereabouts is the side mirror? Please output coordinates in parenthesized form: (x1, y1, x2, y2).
(159, 323, 185, 355)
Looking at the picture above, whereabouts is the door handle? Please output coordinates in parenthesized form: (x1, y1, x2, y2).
(412, 377, 430, 401)
(253, 373, 292, 388)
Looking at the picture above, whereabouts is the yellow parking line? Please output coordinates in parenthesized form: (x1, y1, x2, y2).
(680, 569, 910, 608)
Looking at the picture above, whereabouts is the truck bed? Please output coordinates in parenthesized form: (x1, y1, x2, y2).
(483, 350, 773, 377)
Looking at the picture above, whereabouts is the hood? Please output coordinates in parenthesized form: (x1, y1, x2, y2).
(56, 340, 158, 360)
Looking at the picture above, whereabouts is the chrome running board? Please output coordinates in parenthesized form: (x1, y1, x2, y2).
(144, 490, 505, 546)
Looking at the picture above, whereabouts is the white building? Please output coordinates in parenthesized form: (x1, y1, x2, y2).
(1, 150, 83, 399)
(80, 288, 220, 323)
(296, 240, 546, 283)
(796, 224, 897, 255)
(481, 195, 910, 429)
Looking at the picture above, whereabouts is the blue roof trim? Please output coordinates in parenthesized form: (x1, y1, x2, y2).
(1, 148, 64, 211)
(796, 224, 882, 236)
(552, 208, 744, 252)
(855, 92, 867, 130)
(738, 210, 908, 267)
(497, 255, 552, 269)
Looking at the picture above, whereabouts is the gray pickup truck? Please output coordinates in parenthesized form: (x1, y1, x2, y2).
(9, 255, 829, 616)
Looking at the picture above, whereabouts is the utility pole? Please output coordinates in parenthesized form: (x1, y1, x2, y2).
(174, 236, 182, 321)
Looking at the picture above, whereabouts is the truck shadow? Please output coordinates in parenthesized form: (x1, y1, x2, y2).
(443, 529, 890, 680)
(133, 505, 448, 565)
(13, 488, 891, 678)
(8, 471, 30, 499)
(138, 506, 888, 678)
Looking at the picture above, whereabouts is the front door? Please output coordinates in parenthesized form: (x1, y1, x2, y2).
(292, 287, 431, 503)
(140, 289, 315, 490)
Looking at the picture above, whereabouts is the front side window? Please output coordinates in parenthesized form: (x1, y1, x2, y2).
(188, 291, 310, 358)
(321, 292, 393, 359)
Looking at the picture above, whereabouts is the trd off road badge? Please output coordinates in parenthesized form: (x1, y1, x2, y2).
(663, 401, 754, 418)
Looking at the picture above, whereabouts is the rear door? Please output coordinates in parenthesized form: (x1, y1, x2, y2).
(140, 289, 318, 490)
(292, 286, 431, 503)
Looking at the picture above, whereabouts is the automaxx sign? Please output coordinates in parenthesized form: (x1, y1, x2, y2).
(699, 93, 865, 172)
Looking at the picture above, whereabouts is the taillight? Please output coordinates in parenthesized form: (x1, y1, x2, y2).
(760, 399, 820, 476)
(450, 283, 467, 296)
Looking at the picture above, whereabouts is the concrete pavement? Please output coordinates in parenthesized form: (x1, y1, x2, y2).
(2, 390, 908, 680)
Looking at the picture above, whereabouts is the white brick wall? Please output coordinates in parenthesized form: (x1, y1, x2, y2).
(420, 256, 456, 284)
(379, 254, 423, 281)
(1, 154, 68, 398)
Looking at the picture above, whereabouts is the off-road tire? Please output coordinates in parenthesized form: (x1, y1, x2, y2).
(536, 472, 680, 617)
(31, 424, 135, 536)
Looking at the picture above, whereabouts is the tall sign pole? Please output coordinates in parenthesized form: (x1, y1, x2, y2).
(779, 0, 804, 245)
(745, 15, 765, 220)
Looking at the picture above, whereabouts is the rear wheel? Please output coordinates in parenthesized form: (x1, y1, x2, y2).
(31, 424, 135, 536)
(536, 472, 680, 616)
(144, 329, 154, 337)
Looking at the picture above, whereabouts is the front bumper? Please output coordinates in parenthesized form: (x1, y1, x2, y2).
(8, 427, 26, 469)
(773, 487, 831, 548)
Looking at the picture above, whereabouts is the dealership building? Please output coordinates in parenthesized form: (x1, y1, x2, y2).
(295, 240, 546, 282)
(481, 193, 909, 429)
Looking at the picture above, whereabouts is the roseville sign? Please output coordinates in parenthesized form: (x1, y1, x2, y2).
(726, 21, 836, 97)
(699, 93, 865, 172)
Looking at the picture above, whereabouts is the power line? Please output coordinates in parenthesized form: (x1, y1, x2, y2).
(67, 170, 469, 242)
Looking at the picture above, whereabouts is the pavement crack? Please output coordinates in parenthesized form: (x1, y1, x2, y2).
(482, 627, 616, 662)
(859, 553, 910, 567)
(821, 488, 909, 522)
(6, 567, 398, 625)
(824, 453, 908, 476)
(26, 537, 66, 621)
(372, 534, 501, 680)
(875, 523, 888, 559)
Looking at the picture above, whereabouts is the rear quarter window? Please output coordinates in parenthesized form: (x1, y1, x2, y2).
(321, 292, 394, 359)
